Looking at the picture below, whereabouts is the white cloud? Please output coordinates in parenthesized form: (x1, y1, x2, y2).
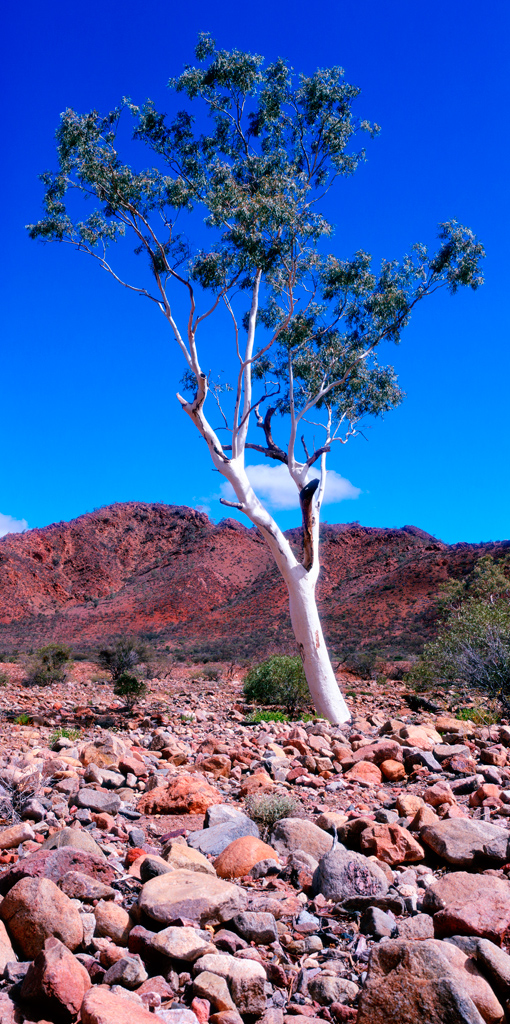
(220, 463, 360, 511)
(0, 513, 29, 538)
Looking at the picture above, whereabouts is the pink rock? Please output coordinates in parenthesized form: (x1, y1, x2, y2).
(81, 986, 157, 1024)
(0, 876, 83, 958)
(424, 781, 456, 807)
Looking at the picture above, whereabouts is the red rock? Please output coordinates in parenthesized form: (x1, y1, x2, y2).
(192, 996, 211, 1023)
(380, 759, 406, 781)
(344, 761, 382, 786)
(91, 812, 116, 831)
(20, 936, 91, 1017)
(424, 871, 510, 945)
(359, 824, 425, 865)
(240, 772, 274, 796)
(125, 847, 146, 867)
(137, 774, 222, 815)
(197, 755, 232, 778)
(481, 745, 507, 767)
(470, 784, 502, 808)
(214, 837, 279, 879)
(409, 805, 439, 831)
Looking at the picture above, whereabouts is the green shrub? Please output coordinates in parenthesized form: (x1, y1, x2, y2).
(113, 672, 147, 704)
(49, 726, 80, 745)
(0, 672, 8, 687)
(246, 710, 290, 724)
(406, 556, 510, 703)
(27, 643, 71, 686)
(243, 655, 310, 714)
(245, 793, 299, 841)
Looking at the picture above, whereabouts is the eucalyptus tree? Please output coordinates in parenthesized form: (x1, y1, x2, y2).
(28, 34, 484, 723)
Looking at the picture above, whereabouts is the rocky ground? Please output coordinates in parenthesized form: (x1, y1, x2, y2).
(0, 665, 507, 1022)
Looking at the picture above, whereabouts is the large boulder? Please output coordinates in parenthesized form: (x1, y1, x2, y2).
(313, 845, 389, 901)
(0, 845, 114, 895)
(423, 872, 510, 944)
(271, 819, 333, 860)
(420, 819, 510, 867)
(0, 876, 83, 958)
(357, 938, 503, 1024)
(139, 869, 245, 927)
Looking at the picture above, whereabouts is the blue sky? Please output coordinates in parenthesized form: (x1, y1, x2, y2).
(2, 0, 509, 544)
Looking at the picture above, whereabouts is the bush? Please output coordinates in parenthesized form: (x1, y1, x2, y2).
(245, 793, 299, 841)
(407, 556, 510, 703)
(243, 655, 310, 714)
(98, 639, 148, 681)
(113, 672, 147, 704)
(26, 643, 71, 686)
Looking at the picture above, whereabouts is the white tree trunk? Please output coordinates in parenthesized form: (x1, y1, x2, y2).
(287, 571, 351, 724)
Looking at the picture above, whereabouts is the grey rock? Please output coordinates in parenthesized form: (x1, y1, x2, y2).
(139, 869, 246, 927)
(232, 912, 278, 945)
(375, 809, 400, 824)
(41, 826, 106, 859)
(139, 856, 174, 882)
(313, 846, 389, 901)
(420, 818, 510, 867)
(248, 858, 279, 879)
(188, 819, 259, 857)
(271, 818, 333, 859)
(433, 744, 470, 762)
(404, 749, 442, 772)
(360, 907, 397, 939)
(474, 937, 510, 992)
(308, 975, 359, 1006)
(103, 954, 148, 989)
(449, 775, 485, 795)
(206, 805, 252, 828)
(128, 827, 146, 847)
(20, 798, 46, 822)
(75, 788, 121, 814)
(150, 925, 215, 962)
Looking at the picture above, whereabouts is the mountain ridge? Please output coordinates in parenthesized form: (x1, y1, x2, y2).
(0, 501, 508, 659)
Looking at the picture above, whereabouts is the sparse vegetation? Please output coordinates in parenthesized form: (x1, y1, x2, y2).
(246, 710, 290, 724)
(245, 793, 299, 841)
(49, 726, 80, 745)
(113, 672, 147, 705)
(407, 556, 510, 705)
(25, 643, 71, 686)
(243, 655, 311, 715)
(98, 638, 148, 680)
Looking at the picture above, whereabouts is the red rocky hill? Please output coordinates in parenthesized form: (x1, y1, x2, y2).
(0, 502, 508, 661)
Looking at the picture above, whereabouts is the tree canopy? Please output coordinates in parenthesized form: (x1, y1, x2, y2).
(28, 33, 485, 478)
